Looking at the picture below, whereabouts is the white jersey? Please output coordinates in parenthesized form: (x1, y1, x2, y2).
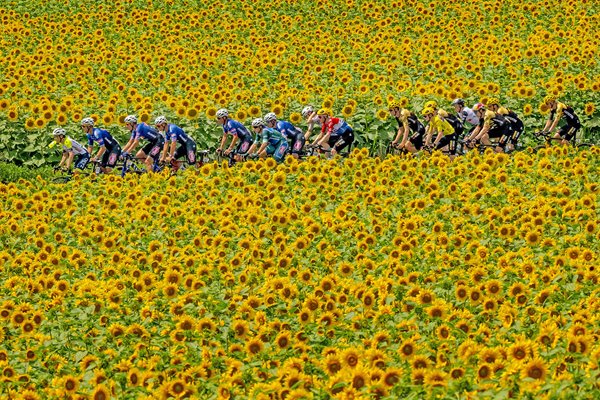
(307, 114, 321, 130)
(49, 137, 88, 155)
(458, 107, 479, 125)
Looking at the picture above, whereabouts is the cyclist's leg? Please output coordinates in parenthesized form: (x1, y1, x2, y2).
(145, 139, 163, 172)
(333, 130, 354, 154)
(291, 132, 305, 158)
(273, 140, 289, 163)
(74, 153, 90, 173)
(102, 145, 121, 173)
(186, 141, 197, 166)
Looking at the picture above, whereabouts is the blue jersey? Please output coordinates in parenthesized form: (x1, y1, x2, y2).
(131, 123, 162, 142)
(87, 128, 119, 149)
(276, 120, 302, 139)
(222, 119, 251, 141)
(166, 124, 194, 144)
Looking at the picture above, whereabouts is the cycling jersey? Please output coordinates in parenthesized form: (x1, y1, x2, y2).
(480, 110, 508, 130)
(550, 102, 580, 128)
(321, 117, 352, 137)
(223, 119, 252, 141)
(131, 123, 162, 142)
(260, 127, 287, 146)
(396, 109, 425, 135)
(165, 124, 194, 145)
(457, 107, 479, 126)
(49, 137, 88, 155)
(431, 115, 455, 136)
(276, 120, 303, 139)
(307, 115, 321, 130)
(87, 128, 119, 150)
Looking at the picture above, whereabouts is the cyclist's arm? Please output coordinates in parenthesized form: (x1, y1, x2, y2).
(218, 133, 228, 151)
(95, 146, 107, 160)
(395, 121, 410, 146)
(305, 113, 316, 140)
(65, 151, 75, 169)
(168, 141, 177, 159)
(547, 115, 561, 133)
(227, 135, 238, 152)
(432, 129, 444, 147)
(58, 152, 68, 168)
(474, 125, 489, 141)
(467, 125, 481, 141)
(122, 136, 137, 153)
(257, 142, 268, 156)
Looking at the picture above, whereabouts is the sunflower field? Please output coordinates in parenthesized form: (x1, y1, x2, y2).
(1, 147, 599, 399)
(1, 0, 600, 165)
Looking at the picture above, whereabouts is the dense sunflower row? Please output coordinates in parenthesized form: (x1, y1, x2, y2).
(0, 147, 599, 399)
(0, 0, 599, 133)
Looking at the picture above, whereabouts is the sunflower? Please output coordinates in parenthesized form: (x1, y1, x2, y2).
(521, 357, 547, 381)
(246, 338, 263, 355)
(91, 384, 110, 400)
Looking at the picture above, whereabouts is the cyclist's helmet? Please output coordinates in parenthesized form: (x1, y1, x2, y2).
(124, 115, 137, 124)
(317, 108, 331, 116)
(487, 98, 500, 106)
(216, 108, 229, 119)
(451, 98, 465, 107)
(472, 103, 486, 112)
(264, 112, 277, 123)
(388, 100, 402, 110)
(154, 116, 168, 125)
(424, 100, 438, 109)
(301, 105, 314, 119)
(251, 118, 265, 128)
(52, 128, 66, 136)
(421, 107, 435, 117)
(544, 95, 556, 104)
(81, 117, 95, 127)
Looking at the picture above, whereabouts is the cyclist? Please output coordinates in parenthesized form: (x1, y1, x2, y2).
(540, 96, 581, 145)
(451, 98, 479, 137)
(388, 100, 425, 154)
(215, 108, 253, 164)
(311, 109, 355, 156)
(49, 128, 90, 173)
(81, 117, 121, 174)
(487, 98, 524, 151)
(121, 115, 165, 172)
(465, 103, 510, 153)
(155, 116, 197, 172)
(422, 107, 458, 158)
(264, 112, 305, 158)
(302, 105, 321, 142)
(425, 100, 464, 138)
(248, 118, 289, 162)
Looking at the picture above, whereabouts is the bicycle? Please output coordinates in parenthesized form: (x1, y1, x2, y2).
(51, 160, 101, 184)
(120, 154, 147, 177)
(532, 130, 595, 153)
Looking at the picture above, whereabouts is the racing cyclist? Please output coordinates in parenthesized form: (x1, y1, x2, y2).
(215, 108, 253, 164)
(466, 103, 510, 153)
(388, 100, 426, 154)
(155, 116, 197, 172)
(487, 98, 524, 151)
(248, 118, 289, 163)
(121, 115, 165, 172)
(49, 128, 90, 173)
(312, 109, 355, 156)
(540, 96, 581, 145)
(264, 112, 305, 158)
(81, 117, 121, 174)
(451, 98, 479, 137)
(301, 105, 321, 142)
(422, 107, 458, 158)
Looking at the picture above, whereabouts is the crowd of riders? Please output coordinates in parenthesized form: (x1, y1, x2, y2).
(49, 95, 582, 173)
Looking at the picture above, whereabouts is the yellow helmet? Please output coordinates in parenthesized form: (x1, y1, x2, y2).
(544, 95, 557, 104)
(317, 108, 331, 116)
(472, 103, 486, 112)
(388, 100, 402, 110)
(424, 100, 438, 109)
(487, 97, 500, 106)
(421, 107, 435, 117)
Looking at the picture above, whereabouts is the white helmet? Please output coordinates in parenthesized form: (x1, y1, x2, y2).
(264, 112, 277, 123)
(52, 128, 66, 136)
(81, 117, 95, 127)
(216, 109, 229, 118)
(124, 115, 137, 124)
(154, 116, 168, 125)
(301, 105, 314, 119)
(251, 118, 265, 128)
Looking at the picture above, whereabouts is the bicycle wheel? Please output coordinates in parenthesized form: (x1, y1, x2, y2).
(576, 143, 594, 149)
(52, 175, 72, 184)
